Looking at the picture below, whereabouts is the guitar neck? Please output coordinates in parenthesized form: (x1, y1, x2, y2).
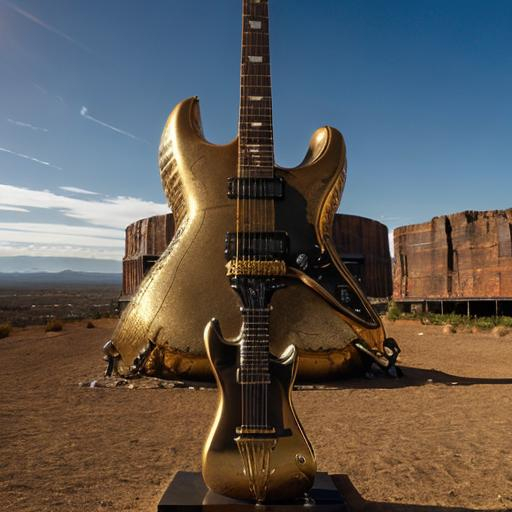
(239, 306, 271, 385)
(239, 0, 274, 179)
(239, 305, 271, 430)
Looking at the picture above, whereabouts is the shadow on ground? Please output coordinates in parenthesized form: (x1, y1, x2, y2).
(333, 474, 505, 512)
(300, 367, 512, 390)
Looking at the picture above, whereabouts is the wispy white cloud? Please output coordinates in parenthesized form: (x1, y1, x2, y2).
(32, 83, 66, 105)
(0, 222, 123, 241)
(33, 82, 48, 95)
(0, 184, 169, 260)
(3, 0, 92, 53)
(80, 106, 149, 144)
(59, 186, 98, 196)
(0, 205, 29, 213)
(7, 118, 48, 132)
(0, 242, 123, 260)
(0, 146, 62, 170)
(0, 225, 123, 249)
(0, 184, 169, 230)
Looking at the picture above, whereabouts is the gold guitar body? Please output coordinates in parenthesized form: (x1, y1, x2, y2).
(110, 97, 386, 380)
(202, 320, 316, 501)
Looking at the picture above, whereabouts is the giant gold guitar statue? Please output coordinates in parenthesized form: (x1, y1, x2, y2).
(106, 0, 392, 382)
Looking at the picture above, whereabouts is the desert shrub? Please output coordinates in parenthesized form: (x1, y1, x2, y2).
(475, 316, 496, 330)
(400, 312, 418, 320)
(498, 316, 512, 328)
(45, 319, 64, 332)
(86, 321, 95, 329)
(443, 313, 466, 328)
(0, 322, 11, 339)
(387, 301, 401, 321)
(425, 314, 444, 325)
(423, 313, 468, 328)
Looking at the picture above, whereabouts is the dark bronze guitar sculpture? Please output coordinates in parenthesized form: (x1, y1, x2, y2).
(106, 0, 390, 383)
(202, 0, 323, 502)
(202, 279, 316, 502)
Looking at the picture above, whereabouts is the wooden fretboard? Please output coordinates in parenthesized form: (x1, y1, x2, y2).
(239, 0, 274, 180)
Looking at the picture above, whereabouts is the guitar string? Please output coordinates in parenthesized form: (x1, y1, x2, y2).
(240, 0, 273, 430)
(267, 0, 272, 431)
(239, 0, 245, 429)
(251, 1, 258, 429)
(260, 0, 267, 431)
(260, 1, 265, 431)
(245, 0, 251, 428)
(255, 0, 263, 431)
(260, 0, 270, 430)
(251, 0, 268, 427)
(252, 0, 258, 430)
(246, 7, 253, 429)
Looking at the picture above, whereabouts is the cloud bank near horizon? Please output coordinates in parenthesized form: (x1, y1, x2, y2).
(0, 184, 169, 260)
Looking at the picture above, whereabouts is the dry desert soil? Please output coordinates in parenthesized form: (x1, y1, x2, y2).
(0, 318, 511, 512)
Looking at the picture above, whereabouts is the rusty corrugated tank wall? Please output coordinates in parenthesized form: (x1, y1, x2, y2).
(123, 213, 392, 299)
(122, 214, 174, 297)
(393, 209, 512, 299)
(331, 214, 392, 298)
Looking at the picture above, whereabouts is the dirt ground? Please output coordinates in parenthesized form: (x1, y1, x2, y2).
(0, 318, 511, 512)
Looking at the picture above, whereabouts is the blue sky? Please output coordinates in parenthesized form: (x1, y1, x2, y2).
(0, 0, 511, 264)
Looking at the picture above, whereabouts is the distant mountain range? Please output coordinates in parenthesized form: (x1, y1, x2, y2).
(0, 256, 122, 274)
(0, 270, 121, 286)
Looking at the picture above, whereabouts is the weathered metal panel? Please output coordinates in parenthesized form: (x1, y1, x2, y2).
(332, 214, 392, 298)
(394, 209, 512, 299)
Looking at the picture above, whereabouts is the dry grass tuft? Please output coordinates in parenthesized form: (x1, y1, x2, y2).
(0, 322, 11, 339)
(45, 319, 64, 332)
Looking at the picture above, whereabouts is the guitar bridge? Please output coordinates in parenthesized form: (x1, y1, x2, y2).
(226, 259, 286, 276)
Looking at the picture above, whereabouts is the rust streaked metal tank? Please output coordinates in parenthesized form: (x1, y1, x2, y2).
(394, 209, 512, 315)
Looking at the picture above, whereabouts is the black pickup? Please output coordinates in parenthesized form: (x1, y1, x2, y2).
(225, 231, 288, 260)
(227, 177, 284, 199)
